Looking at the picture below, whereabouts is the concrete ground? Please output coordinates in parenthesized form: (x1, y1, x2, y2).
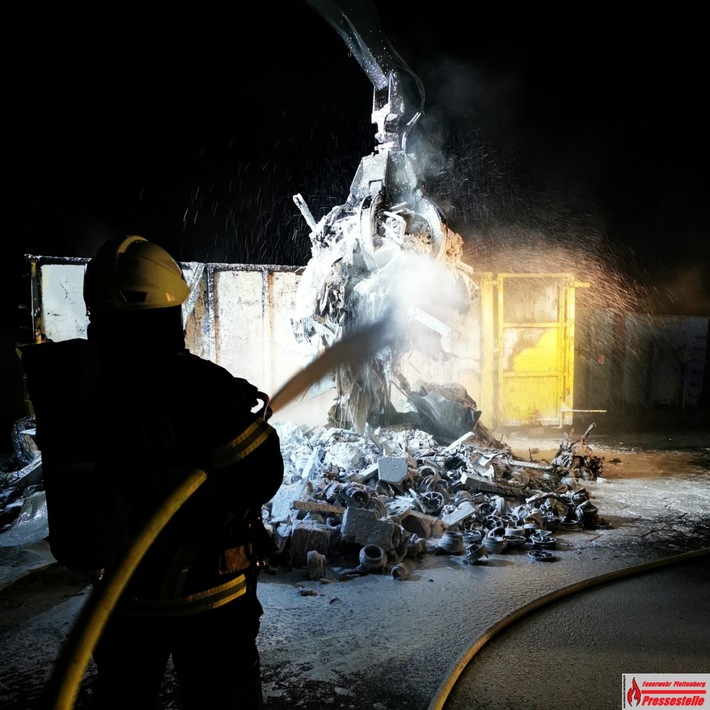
(1, 429, 709, 710)
(441, 551, 710, 710)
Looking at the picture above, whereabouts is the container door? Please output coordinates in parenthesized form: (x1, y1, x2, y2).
(496, 274, 577, 427)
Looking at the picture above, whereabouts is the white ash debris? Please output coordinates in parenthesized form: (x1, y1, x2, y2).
(264, 422, 607, 576)
(0, 417, 607, 570)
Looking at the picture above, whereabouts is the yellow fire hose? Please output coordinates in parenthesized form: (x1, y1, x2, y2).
(427, 544, 710, 710)
(40, 468, 208, 710)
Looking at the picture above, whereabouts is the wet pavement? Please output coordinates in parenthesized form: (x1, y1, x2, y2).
(441, 551, 710, 710)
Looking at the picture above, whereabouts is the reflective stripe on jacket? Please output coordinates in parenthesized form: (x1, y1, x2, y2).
(118, 572, 249, 616)
(117, 542, 251, 617)
(211, 417, 276, 469)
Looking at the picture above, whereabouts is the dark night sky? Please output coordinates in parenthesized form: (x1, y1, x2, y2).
(5, 1, 710, 315)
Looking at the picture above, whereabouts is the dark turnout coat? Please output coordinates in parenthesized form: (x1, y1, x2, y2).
(21, 338, 284, 616)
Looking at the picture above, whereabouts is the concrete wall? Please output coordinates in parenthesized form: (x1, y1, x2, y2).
(574, 306, 709, 418)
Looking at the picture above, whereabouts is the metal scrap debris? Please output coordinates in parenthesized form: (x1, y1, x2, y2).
(550, 423, 606, 481)
(1, 413, 611, 580)
(0, 416, 43, 534)
(265, 420, 609, 577)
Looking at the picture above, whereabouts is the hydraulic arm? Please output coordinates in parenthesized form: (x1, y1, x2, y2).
(301, 0, 425, 150)
(293, 0, 476, 432)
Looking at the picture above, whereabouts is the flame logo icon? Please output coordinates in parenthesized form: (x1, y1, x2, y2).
(627, 677, 642, 706)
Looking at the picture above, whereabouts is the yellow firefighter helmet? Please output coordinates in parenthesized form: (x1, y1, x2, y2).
(83, 235, 190, 315)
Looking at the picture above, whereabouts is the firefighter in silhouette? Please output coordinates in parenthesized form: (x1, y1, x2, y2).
(21, 236, 283, 709)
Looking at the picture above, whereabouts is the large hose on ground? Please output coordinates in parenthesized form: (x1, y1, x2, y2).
(427, 545, 710, 710)
(39, 468, 208, 710)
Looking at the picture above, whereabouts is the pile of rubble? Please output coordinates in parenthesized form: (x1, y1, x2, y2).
(265, 420, 608, 578)
(0, 414, 609, 577)
(0, 416, 43, 535)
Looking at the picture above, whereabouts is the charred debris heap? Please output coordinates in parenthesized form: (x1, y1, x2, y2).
(265, 405, 608, 579)
(0, 402, 608, 579)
